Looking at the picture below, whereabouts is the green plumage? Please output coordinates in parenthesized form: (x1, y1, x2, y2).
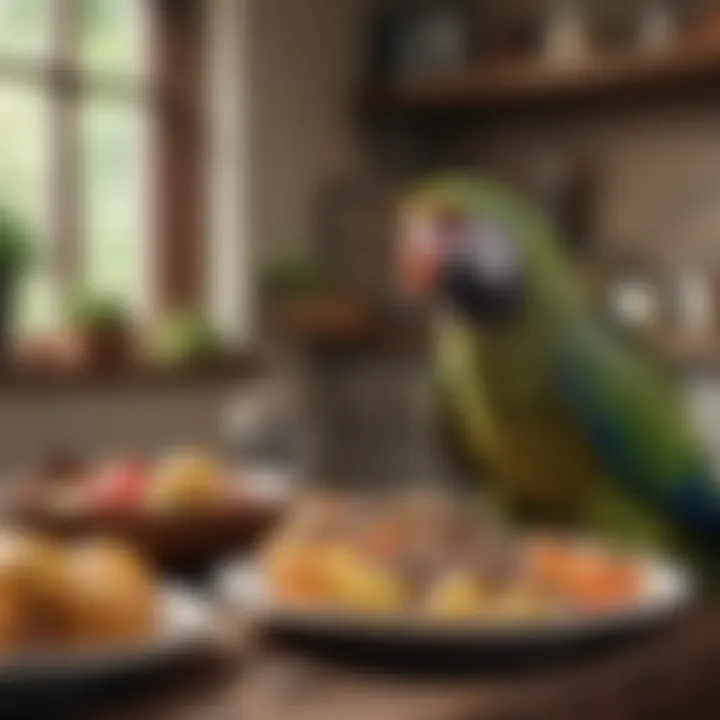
(404, 176, 716, 565)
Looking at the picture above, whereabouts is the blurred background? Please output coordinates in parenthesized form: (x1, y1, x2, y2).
(2, 0, 720, 483)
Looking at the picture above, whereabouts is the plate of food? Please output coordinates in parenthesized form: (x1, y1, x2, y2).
(0, 530, 213, 688)
(11, 450, 293, 573)
(218, 495, 694, 649)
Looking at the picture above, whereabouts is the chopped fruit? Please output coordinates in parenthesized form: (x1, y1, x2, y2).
(89, 459, 150, 512)
(145, 451, 226, 511)
(265, 498, 647, 620)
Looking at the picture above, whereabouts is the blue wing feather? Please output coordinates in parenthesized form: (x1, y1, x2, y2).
(555, 327, 720, 536)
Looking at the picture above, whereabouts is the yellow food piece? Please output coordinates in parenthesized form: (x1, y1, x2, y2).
(147, 451, 225, 511)
(267, 538, 336, 605)
(492, 586, 550, 621)
(426, 572, 489, 618)
(267, 537, 401, 612)
(428, 575, 549, 621)
(322, 546, 401, 613)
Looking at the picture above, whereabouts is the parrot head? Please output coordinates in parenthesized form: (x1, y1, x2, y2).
(399, 176, 584, 327)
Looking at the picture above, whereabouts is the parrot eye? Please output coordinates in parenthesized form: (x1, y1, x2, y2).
(451, 217, 520, 285)
(440, 216, 526, 324)
(466, 220, 520, 283)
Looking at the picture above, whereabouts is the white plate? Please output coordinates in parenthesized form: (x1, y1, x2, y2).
(0, 585, 213, 685)
(217, 554, 694, 649)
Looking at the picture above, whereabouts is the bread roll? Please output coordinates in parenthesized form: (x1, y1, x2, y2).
(60, 541, 158, 646)
(0, 531, 68, 642)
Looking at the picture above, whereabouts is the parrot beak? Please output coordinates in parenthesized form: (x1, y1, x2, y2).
(399, 213, 441, 298)
(399, 208, 461, 299)
(401, 239, 440, 298)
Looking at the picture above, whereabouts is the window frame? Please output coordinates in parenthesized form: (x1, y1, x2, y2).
(152, 0, 208, 312)
(0, 0, 211, 325)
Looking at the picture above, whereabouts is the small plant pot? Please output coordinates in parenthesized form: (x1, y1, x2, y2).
(83, 327, 133, 372)
(268, 293, 373, 343)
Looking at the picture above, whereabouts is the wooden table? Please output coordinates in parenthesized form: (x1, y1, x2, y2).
(72, 608, 720, 720)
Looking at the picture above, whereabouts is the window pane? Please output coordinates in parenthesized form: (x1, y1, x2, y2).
(81, 97, 150, 316)
(0, 83, 56, 337)
(0, 0, 49, 60)
(79, 0, 148, 78)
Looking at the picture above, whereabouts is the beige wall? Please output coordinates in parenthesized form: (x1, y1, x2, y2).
(242, 0, 720, 268)
(461, 103, 720, 266)
(0, 385, 234, 473)
(248, 0, 375, 262)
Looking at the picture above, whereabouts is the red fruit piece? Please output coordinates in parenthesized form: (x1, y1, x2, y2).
(90, 459, 150, 512)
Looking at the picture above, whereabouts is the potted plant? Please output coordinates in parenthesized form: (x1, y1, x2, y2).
(67, 292, 133, 372)
(148, 309, 224, 368)
(0, 208, 33, 366)
(260, 256, 373, 342)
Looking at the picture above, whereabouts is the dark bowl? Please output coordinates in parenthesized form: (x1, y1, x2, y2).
(13, 501, 286, 579)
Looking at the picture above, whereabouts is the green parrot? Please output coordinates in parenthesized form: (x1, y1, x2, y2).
(400, 175, 720, 576)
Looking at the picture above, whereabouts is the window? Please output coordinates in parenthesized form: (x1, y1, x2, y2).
(0, 0, 151, 338)
(0, 0, 249, 345)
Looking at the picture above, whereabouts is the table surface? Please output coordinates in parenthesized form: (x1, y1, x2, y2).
(65, 607, 720, 720)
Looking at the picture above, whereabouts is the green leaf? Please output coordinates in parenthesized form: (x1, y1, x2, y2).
(0, 207, 34, 271)
(66, 290, 129, 331)
(149, 310, 223, 365)
(260, 257, 334, 296)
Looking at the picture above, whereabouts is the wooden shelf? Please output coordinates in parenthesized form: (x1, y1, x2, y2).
(293, 313, 720, 373)
(0, 353, 262, 395)
(290, 312, 430, 360)
(364, 43, 720, 114)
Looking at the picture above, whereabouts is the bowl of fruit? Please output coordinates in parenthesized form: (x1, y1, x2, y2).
(218, 493, 693, 652)
(11, 450, 292, 576)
